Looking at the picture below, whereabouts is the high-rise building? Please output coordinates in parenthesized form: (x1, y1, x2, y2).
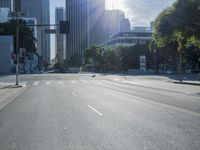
(105, 9, 125, 38)
(20, 0, 51, 64)
(0, 0, 12, 9)
(55, 7, 65, 63)
(0, 8, 10, 22)
(65, 0, 105, 60)
(120, 18, 131, 32)
(88, 0, 105, 46)
(65, 0, 89, 60)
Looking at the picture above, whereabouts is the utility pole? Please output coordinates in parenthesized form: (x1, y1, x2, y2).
(15, 0, 20, 85)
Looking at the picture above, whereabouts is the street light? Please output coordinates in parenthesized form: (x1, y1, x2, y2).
(179, 52, 183, 83)
(153, 49, 157, 73)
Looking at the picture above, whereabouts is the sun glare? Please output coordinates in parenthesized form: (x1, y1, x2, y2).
(106, 0, 125, 10)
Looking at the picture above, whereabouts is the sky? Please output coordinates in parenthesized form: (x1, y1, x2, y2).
(50, 0, 176, 26)
(106, 0, 176, 26)
(49, 0, 176, 59)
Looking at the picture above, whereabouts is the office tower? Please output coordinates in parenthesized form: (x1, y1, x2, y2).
(0, 0, 11, 9)
(65, 0, 88, 60)
(55, 7, 65, 63)
(120, 18, 131, 32)
(20, 0, 51, 64)
(105, 9, 125, 38)
(88, 0, 105, 46)
(0, 0, 18, 12)
(65, 0, 105, 60)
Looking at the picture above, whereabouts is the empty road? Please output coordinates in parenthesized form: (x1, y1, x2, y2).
(0, 74, 200, 150)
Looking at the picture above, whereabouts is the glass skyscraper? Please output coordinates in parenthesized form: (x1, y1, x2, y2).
(55, 7, 65, 63)
(65, 0, 105, 60)
(0, 0, 12, 10)
(20, 0, 51, 64)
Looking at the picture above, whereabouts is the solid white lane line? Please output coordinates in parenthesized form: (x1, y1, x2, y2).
(98, 84, 200, 117)
(88, 105, 103, 116)
(58, 81, 64, 84)
(33, 81, 39, 86)
(46, 81, 51, 85)
(72, 92, 77, 97)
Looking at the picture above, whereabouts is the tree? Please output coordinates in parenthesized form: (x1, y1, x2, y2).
(103, 48, 121, 71)
(67, 53, 82, 67)
(153, 0, 200, 69)
(120, 42, 152, 71)
(0, 19, 37, 53)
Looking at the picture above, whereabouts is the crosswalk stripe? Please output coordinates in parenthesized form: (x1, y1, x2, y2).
(46, 81, 51, 85)
(22, 82, 27, 87)
(81, 80, 89, 84)
(70, 81, 77, 84)
(58, 81, 64, 84)
(33, 81, 40, 86)
(93, 80, 104, 86)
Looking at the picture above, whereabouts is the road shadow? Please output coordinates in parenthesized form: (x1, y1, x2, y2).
(0, 85, 23, 90)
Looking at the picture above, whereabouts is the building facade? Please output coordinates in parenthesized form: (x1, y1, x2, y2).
(0, 8, 9, 22)
(0, 0, 12, 10)
(65, 0, 105, 60)
(120, 18, 131, 32)
(103, 31, 153, 48)
(55, 7, 65, 63)
(0, 36, 14, 74)
(20, 0, 51, 64)
(105, 9, 125, 39)
(88, 0, 105, 46)
(65, 0, 88, 60)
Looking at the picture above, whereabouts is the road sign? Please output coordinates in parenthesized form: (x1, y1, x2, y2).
(44, 29, 56, 34)
(140, 55, 146, 72)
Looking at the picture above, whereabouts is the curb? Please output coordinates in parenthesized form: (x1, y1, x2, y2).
(173, 81, 200, 86)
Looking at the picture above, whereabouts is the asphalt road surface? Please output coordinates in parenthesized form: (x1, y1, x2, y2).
(0, 74, 200, 150)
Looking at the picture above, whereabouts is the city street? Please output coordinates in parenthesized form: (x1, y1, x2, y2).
(0, 73, 200, 150)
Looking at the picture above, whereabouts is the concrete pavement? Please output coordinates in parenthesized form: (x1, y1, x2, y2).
(0, 74, 199, 150)
(0, 81, 26, 110)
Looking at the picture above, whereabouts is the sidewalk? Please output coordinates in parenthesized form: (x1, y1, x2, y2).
(0, 82, 26, 111)
(99, 74, 200, 95)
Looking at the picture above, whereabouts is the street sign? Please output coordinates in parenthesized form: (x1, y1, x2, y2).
(44, 29, 56, 34)
(140, 55, 146, 72)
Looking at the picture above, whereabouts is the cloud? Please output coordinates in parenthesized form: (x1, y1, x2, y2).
(107, 0, 176, 27)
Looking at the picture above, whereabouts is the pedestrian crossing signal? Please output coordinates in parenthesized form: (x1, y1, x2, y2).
(60, 21, 70, 34)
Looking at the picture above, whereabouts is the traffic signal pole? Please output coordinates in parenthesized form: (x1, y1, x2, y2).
(16, 0, 19, 85)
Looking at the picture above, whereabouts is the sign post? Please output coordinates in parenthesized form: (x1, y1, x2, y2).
(140, 56, 146, 72)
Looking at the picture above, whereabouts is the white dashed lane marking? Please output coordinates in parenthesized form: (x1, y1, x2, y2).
(88, 105, 103, 116)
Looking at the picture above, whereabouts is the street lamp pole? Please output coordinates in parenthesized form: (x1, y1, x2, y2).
(15, 0, 19, 85)
(153, 49, 157, 73)
(179, 53, 183, 83)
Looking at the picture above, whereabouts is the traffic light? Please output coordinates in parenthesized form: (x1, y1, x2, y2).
(60, 21, 70, 34)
